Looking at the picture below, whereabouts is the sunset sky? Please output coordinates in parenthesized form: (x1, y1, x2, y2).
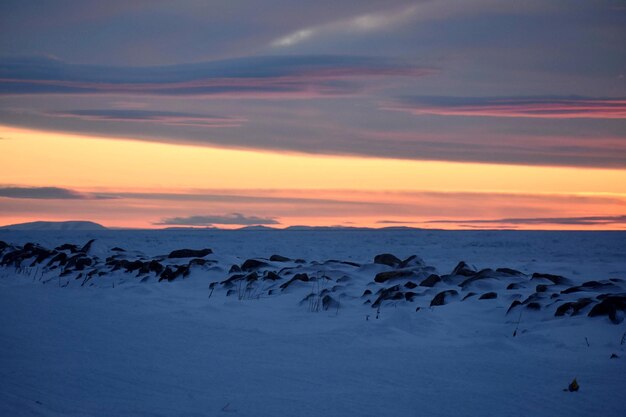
(1, 0, 625, 229)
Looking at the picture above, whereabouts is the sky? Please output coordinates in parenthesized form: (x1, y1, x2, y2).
(0, 0, 625, 229)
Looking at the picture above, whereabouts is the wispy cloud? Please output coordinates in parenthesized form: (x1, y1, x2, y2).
(0, 55, 431, 98)
(387, 96, 626, 119)
(155, 213, 280, 226)
(427, 215, 626, 226)
(50, 110, 245, 127)
(271, 5, 418, 47)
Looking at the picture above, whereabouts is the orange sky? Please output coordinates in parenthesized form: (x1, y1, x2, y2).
(1, 125, 625, 230)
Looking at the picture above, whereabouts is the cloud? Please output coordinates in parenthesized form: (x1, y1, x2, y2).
(427, 215, 626, 226)
(271, 4, 418, 47)
(155, 213, 280, 226)
(0, 55, 432, 98)
(50, 110, 245, 128)
(387, 96, 626, 119)
(0, 186, 90, 199)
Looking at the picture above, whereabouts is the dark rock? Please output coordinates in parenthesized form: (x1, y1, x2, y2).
(245, 272, 259, 282)
(189, 258, 212, 267)
(404, 292, 417, 302)
(229, 264, 241, 273)
(372, 285, 402, 307)
(610, 353, 619, 359)
(588, 294, 626, 324)
(322, 294, 339, 310)
(496, 267, 524, 276)
(404, 281, 418, 289)
(415, 306, 421, 312)
(419, 274, 441, 287)
(507, 283, 523, 290)
(562, 281, 620, 294)
(221, 274, 245, 286)
(506, 300, 522, 314)
(79, 239, 96, 253)
(270, 254, 291, 262)
(462, 292, 477, 301)
(159, 265, 190, 282)
(555, 298, 593, 317)
(531, 272, 570, 285)
(362, 289, 372, 297)
(168, 248, 212, 259)
(526, 302, 541, 310)
(241, 259, 269, 271)
(399, 255, 425, 268)
(263, 271, 281, 281)
(47, 252, 68, 266)
(536, 284, 550, 293)
(451, 261, 476, 277)
(111, 247, 125, 252)
(459, 269, 498, 288)
(55, 243, 80, 253)
(374, 253, 403, 267)
(479, 292, 497, 300)
(430, 290, 458, 307)
(374, 270, 414, 283)
(279, 273, 310, 290)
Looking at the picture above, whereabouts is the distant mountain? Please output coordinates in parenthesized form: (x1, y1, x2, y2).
(0, 221, 107, 231)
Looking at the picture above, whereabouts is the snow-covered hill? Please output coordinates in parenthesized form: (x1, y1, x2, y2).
(0, 220, 107, 231)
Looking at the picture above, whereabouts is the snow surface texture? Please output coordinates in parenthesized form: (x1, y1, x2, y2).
(1, 230, 625, 417)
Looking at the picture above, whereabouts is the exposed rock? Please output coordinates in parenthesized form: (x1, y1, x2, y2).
(479, 292, 497, 300)
(430, 290, 458, 307)
(374, 270, 414, 283)
(372, 285, 402, 307)
(229, 264, 241, 273)
(531, 272, 570, 286)
(419, 274, 441, 287)
(496, 267, 524, 276)
(279, 273, 310, 290)
(506, 300, 522, 314)
(373, 253, 402, 267)
(269, 254, 291, 262)
(588, 294, 626, 324)
(399, 255, 425, 269)
(451, 261, 476, 277)
(507, 283, 523, 290)
(159, 265, 190, 282)
(404, 281, 418, 289)
(241, 259, 269, 271)
(462, 292, 477, 301)
(459, 269, 499, 288)
(526, 302, 541, 310)
(263, 271, 281, 281)
(322, 295, 339, 310)
(536, 284, 550, 293)
(555, 298, 593, 317)
(79, 239, 96, 253)
(168, 248, 212, 259)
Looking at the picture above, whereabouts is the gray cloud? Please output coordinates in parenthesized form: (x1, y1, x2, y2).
(0, 186, 89, 199)
(50, 109, 245, 127)
(155, 213, 280, 226)
(0, 55, 431, 97)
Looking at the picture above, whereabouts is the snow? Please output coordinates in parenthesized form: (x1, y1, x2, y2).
(1, 229, 625, 416)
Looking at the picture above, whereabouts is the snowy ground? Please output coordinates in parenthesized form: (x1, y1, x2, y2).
(1, 229, 625, 416)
